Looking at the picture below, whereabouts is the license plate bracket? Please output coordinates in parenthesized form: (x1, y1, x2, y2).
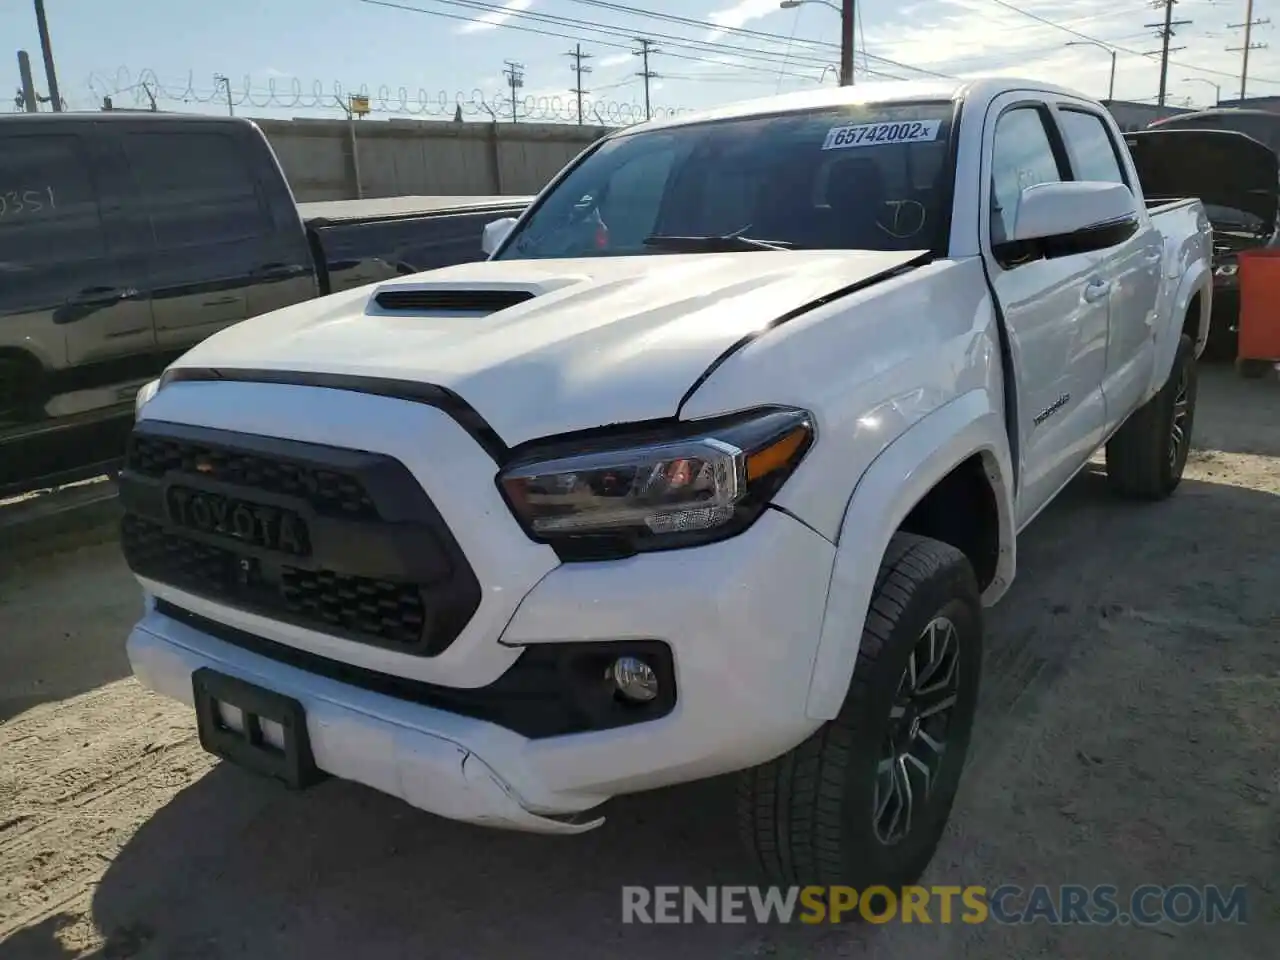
(192, 668, 325, 789)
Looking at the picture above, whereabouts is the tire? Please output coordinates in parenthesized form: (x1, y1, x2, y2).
(737, 533, 983, 896)
(1105, 333, 1197, 501)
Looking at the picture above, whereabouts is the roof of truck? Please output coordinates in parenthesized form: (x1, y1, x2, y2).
(620, 77, 1101, 136)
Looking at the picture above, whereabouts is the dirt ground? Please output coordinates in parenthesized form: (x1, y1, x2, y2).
(1, 363, 1277, 959)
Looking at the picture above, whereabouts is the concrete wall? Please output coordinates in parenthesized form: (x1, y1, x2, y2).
(254, 117, 611, 202)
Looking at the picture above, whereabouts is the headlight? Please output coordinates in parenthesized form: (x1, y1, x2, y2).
(498, 406, 815, 558)
(134, 378, 161, 420)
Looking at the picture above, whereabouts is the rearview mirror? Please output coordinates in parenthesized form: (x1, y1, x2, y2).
(1004, 181, 1139, 256)
(482, 217, 518, 256)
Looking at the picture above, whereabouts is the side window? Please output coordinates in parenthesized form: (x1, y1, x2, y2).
(125, 131, 270, 247)
(0, 134, 106, 267)
(1058, 109, 1127, 185)
(990, 108, 1064, 245)
(597, 148, 677, 245)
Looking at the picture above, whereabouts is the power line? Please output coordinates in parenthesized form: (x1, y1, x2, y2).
(634, 37, 659, 120)
(503, 59, 524, 122)
(1145, 0, 1191, 108)
(368, 0, 833, 68)
(358, 0, 948, 81)
(566, 43, 593, 124)
(980, 0, 1280, 86)
(1227, 2, 1270, 99)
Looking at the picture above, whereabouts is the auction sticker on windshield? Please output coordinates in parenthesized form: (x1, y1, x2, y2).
(822, 120, 942, 150)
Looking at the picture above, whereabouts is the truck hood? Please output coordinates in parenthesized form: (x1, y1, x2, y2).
(1125, 129, 1280, 234)
(168, 249, 927, 446)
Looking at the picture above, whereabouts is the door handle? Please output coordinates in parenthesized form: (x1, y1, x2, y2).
(53, 287, 141, 325)
(69, 286, 138, 305)
(1082, 279, 1112, 303)
(201, 296, 240, 307)
(253, 262, 307, 280)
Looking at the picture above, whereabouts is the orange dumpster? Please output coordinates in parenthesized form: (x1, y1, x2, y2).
(1236, 248, 1280, 364)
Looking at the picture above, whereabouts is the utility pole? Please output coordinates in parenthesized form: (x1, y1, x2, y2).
(214, 74, 234, 116)
(33, 0, 62, 111)
(566, 43, 592, 125)
(634, 38, 659, 121)
(841, 0, 855, 86)
(1145, 0, 1191, 109)
(503, 60, 525, 122)
(1228, 0, 1270, 101)
(16, 50, 39, 112)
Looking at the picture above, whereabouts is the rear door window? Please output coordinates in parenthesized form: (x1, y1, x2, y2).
(0, 134, 106, 267)
(124, 130, 271, 247)
(1057, 109, 1128, 186)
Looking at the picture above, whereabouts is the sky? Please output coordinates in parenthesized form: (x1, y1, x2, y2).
(3, 0, 1279, 125)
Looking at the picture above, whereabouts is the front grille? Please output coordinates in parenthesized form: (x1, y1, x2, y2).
(280, 568, 425, 645)
(119, 421, 482, 657)
(123, 517, 428, 647)
(128, 434, 377, 520)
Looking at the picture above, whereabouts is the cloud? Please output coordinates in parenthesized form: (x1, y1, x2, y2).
(706, 0, 787, 40)
(854, 0, 1266, 106)
(457, 0, 533, 34)
(598, 53, 635, 69)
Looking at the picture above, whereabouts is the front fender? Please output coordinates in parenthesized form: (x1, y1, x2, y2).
(804, 389, 1015, 721)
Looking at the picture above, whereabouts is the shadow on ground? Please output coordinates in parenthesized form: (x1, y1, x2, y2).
(4, 457, 1278, 958)
(1192, 360, 1280, 458)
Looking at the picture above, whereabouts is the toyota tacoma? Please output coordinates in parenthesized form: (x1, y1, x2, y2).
(120, 78, 1234, 889)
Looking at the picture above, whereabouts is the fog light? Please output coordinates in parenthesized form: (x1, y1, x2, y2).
(610, 656, 659, 703)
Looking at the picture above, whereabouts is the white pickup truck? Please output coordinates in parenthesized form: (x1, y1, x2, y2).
(123, 78, 1240, 890)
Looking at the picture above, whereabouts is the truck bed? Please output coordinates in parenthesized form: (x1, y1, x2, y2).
(1146, 196, 1199, 214)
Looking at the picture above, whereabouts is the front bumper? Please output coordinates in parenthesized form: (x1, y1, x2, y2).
(128, 505, 836, 831)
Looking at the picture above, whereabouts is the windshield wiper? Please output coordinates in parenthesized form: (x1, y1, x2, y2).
(643, 233, 795, 252)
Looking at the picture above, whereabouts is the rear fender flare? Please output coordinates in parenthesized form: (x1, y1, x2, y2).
(1159, 265, 1211, 382)
(804, 389, 1015, 721)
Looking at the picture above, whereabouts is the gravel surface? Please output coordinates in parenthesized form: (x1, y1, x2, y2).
(1, 363, 1277, 959)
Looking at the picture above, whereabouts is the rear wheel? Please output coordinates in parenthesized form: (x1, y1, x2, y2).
(1105, 333, 1197, 500)
(738, 533, 982, 897)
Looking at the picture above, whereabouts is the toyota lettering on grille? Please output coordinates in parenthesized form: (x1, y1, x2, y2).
(166, 487, 311, 556)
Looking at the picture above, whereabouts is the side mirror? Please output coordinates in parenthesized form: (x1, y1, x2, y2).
(1004, 181, 1139, 256)
(481, 217, 518, 256)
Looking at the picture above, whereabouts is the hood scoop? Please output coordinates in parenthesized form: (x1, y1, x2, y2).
(369, 274, 591, 316)
(373, 287, 536, 313)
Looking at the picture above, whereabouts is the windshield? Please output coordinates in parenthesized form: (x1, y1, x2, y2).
(496, 100, 957, 260)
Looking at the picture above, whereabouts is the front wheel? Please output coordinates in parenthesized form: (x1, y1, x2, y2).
(738, 533, 982, 894)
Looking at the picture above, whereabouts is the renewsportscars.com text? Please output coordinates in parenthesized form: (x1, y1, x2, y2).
(621, 884, 1249, 925)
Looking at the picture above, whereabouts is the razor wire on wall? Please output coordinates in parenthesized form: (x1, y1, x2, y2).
(85, 67, 690, 125)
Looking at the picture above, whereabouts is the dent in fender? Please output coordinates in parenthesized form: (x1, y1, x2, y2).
(804, 390, 1016, 721)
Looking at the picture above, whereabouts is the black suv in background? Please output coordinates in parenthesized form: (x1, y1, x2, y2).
(0, 112, 530, 497)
